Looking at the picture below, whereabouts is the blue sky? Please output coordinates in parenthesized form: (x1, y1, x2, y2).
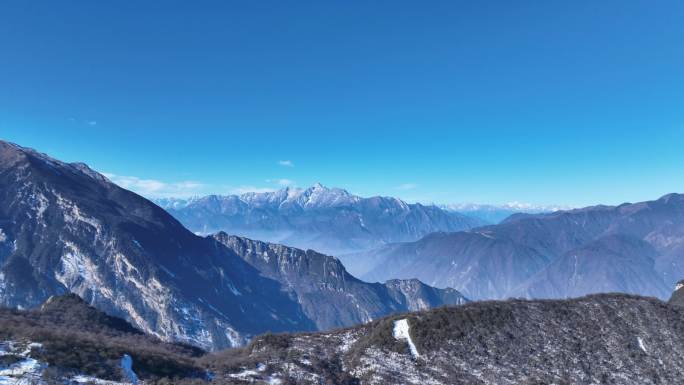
(1, 1, 683, 206)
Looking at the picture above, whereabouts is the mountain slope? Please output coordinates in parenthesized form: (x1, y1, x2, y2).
(0, 140, 314, 350)
(513, 234, 671, 298)
(361, 231, 551, 299)
(0, 294, 205, 384)
(212, 232, 468, 330)
(360, 193, 684, 300)
(155, 185, 483, 273)
(7, 288, 684, 384)
(212, 292, 684, 385)
(441, 202, 567, 223)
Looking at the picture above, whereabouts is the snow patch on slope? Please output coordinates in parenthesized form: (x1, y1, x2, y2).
(55, 241, 104, 293)
(638, 337, 648, 353)
(71, 374, 130, 384)
(393, 318, 420, 358)
(1, 341, 141, 384)
(0, 341, 46, 384)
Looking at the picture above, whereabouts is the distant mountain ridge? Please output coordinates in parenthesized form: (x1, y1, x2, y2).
(361, 193, 684, 301)
(442, 202, 570, 223)
(156, 185, 484, 271)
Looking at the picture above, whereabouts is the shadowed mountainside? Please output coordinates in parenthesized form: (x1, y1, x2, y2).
(359, 193, 684, 300)
(212, 232, 468, 330)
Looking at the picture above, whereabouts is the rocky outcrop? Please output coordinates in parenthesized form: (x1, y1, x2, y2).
(668, 279, 684, 307)
(212, 232, 468, 330)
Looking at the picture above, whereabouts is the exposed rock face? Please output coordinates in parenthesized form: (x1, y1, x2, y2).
(217, 293, 684, 385)
(383, 278, 467, 312)
(668, 279, 684, 307)
(0, 141, 314, 350)
(360, 194, 684, 300)
(155, 185, 484, 273)
(212, 232, 468, 330)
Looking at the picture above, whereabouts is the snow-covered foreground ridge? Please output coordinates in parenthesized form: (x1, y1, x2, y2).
(0, 341, 138, 385)
(213, 293, 684, 385)
(4, 291, 684, 384)
(0, 342, 45, 385)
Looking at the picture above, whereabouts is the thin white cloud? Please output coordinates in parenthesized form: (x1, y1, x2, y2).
(102, 173, 205, 198)
(396, 183, 418, 190)
(87, 121, 97, 126)
(229, 186, 277, 195)
(266, 178, 295, 187)
(278, 160, 294, 167)
(234, 178, 295, 195)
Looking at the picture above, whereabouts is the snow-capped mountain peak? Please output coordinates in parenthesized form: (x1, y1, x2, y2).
(155, 185, 484, 260)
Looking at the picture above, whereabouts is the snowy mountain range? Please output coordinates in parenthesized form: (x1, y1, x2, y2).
(0, 140, 467, 351)
(2, 139, 684, 384)
(155, 185, 484, 260)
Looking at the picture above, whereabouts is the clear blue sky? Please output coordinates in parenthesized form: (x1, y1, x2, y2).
(1, 1, 682, 206)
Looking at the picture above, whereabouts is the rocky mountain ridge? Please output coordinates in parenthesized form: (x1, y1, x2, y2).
(212, 232, 468, 330)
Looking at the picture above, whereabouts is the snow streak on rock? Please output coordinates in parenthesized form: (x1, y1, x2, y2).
(393, 318, 420, 358)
